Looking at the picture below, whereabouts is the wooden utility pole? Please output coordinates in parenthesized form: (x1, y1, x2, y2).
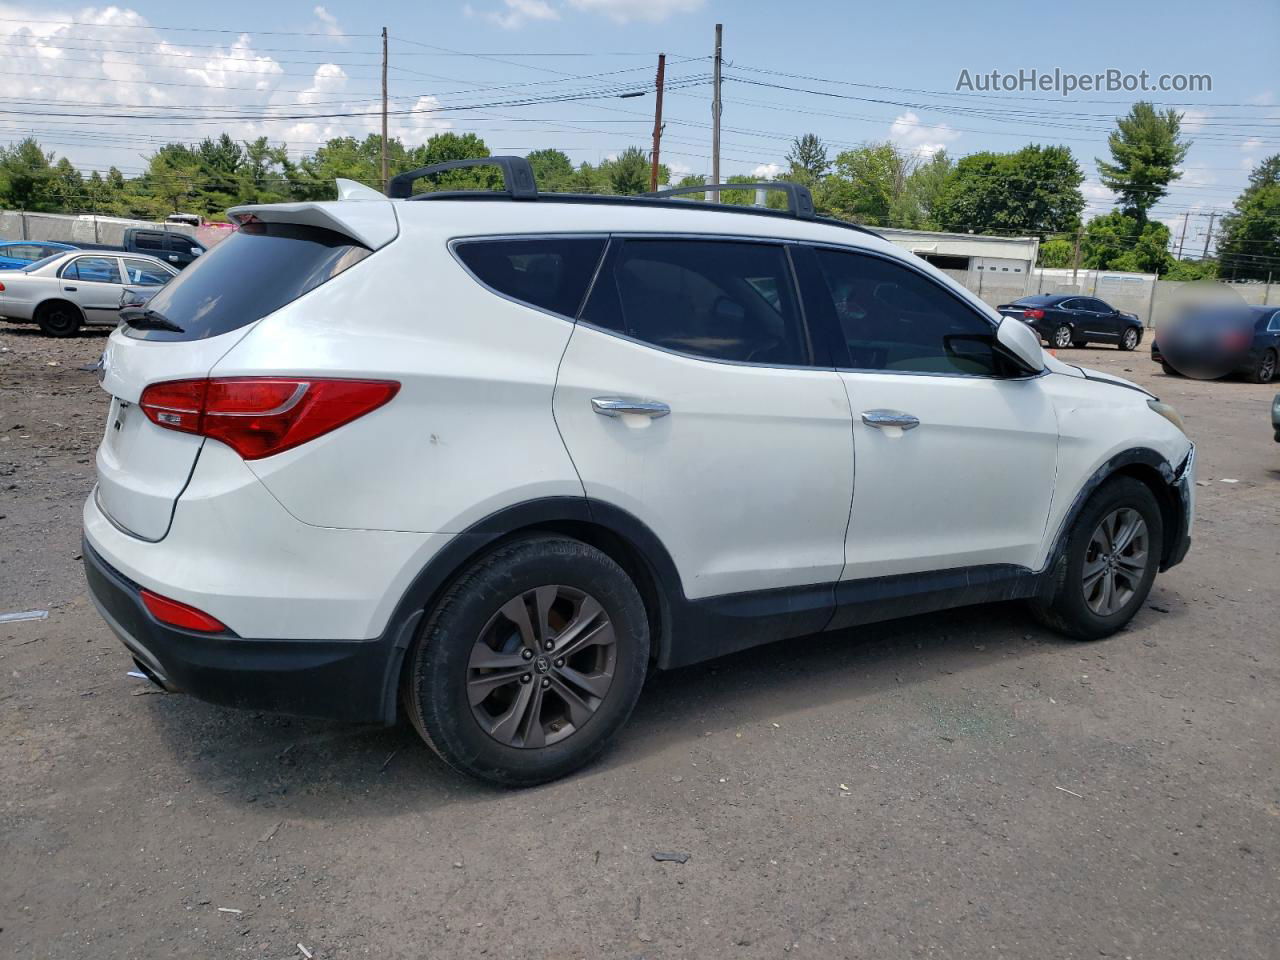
(709, 23, 722, 201)
(1176, 211, 1189, 259)
(649, 53, 666, 192)
(381, 26, 389, 194)
(1070, 226, 1082, 289)
(1201, 210, 1216, 260)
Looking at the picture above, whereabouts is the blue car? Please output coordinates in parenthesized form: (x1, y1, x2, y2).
(0, 241, 80, 270)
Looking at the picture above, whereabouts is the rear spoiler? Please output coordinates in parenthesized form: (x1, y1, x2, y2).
(226, 195, 398, 251)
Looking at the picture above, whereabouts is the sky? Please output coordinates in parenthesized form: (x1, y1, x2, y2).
(1, 0, 1277, 254)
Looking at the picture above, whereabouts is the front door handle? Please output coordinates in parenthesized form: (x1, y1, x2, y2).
(591, 397, 670, 419)
(861, 409, 920, 431)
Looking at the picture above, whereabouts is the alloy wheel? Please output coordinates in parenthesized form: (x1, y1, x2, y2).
(467, 585, 617, 748)
(1081, 508, 1149, 616)
(1122, 329, 1138, 350)
(1260, 352, 1276, 383)
(1054, 326, 1072, 349)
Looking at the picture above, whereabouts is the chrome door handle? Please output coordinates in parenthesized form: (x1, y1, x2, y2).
(861, 409, 920, 431)
(591, 397, 670, 419)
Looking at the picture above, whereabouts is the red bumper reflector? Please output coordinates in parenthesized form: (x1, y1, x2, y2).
(141, 589, 228, 633)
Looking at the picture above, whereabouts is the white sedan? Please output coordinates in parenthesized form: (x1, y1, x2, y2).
(0, 250, 178, 337)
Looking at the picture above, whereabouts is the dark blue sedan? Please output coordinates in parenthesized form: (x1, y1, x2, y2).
(997, 293, 1145, 351)
(1152, 305, 1280, 384)
(0, 241, 79, 270)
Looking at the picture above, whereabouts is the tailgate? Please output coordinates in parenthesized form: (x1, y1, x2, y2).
(94, 327, 247, 540)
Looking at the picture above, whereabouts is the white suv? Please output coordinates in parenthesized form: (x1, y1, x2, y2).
(83, 159, 1194, 785)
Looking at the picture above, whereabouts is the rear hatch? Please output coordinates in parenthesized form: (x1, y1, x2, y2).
(94, 199, 398, 540)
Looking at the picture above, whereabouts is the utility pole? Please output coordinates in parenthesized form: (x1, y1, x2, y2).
(709, 23, 722, 201)
(381, 26, 389, 194)
(1176, 211, 1189, 260)
(649, 53, 666, 193)
(1070, 226, 1082, 290)
(1201, 210, 1216, 261)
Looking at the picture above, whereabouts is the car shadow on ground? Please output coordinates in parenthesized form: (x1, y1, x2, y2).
(138, 600, 1073, 816)
(0, 325, 110, 340)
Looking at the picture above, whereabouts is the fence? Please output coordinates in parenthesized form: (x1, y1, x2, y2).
(0, 209, 230, 252)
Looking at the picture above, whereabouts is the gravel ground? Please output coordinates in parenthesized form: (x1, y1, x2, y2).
(2, 324, 1278, 960)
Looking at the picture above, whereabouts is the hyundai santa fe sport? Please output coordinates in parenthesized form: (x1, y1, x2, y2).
(82, 159, 1195, 785)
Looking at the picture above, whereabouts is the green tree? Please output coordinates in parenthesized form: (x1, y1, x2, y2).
(818, 142, 915, 226)
(784, 133, 829, 184)
(1215, 153, 1280, 280)
(1037, 236, 1074, 268)
(1081, 211, 1172, 274)
(1096, 101, 1191, 226)
(1163, 258, 1219, 281)
(603, 146, 650, 196)
(406, 132, 499, 191)
(935, 144, 1084, 237)
(526, 148, 575, 191)
(50, 157, 85, 211)
(899, 150, 954, 230)
(0, 137, 58, 211)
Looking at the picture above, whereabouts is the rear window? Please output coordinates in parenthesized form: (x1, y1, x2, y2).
(454, 237, 606, 319)
(124, 221, 370, 342)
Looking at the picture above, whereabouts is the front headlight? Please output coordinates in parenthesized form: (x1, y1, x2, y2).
(1148, 399, 1187, 434)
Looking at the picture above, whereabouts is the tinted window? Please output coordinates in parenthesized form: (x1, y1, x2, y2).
(1060, 299, 1085, 311)
(63, 256, 121, 284)
(125, 221, 369, 342)
(814, 247, 1011, 376)
(132, 232, 164, 251)
(581, 239, 808, 366)
(1081, 298, 1110, 313)
(165, 235, 200, 254)
(455, 237, 605, 318)
(1266, 311, 1280, 333)
(123, 259, 172, 286)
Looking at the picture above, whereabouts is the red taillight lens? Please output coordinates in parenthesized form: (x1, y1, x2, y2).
(139, 377, 399, 459)
(141, 589, 227, 633)
(0, 281, 6, 292)
(1024, 308, 1045, 320)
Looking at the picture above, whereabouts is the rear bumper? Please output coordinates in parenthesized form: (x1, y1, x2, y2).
(83, 539, 401, 723)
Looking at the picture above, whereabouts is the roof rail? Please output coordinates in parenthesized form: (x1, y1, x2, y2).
(646, 181, 816, 220)
(386, 156, 538, 200)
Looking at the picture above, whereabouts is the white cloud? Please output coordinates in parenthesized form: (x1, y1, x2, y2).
(0, 5, 451, 181)
(887, 111, 960, 158)
(567, 0, 703, 24)
(1081, 180, 1114, 217)
(752, 162, 783, 179)
(312, 6, 343, 39)
(483, 0, 560, 29)
(1179, 108, 1208, 133)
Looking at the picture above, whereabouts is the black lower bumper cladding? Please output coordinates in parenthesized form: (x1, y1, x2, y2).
(82, 540, 395, 723)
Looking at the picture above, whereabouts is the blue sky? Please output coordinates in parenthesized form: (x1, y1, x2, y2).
(1, 0, 1277, 251)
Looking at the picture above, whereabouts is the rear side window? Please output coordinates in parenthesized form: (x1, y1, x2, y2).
(124, 221, 370, 342)
(454, 237, 605, 319)
(132, 232, 164, 251)
(580, 239, 809, 366)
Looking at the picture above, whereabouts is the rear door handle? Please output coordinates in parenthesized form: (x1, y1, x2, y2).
(63, 286, 77, 292)
(861, 409, 920, 431)
(591, 397, 670, 419)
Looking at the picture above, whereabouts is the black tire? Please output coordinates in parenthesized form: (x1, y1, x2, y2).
(1030, 477, 1163, 641)
(1072, 340, 1089, 348)
(1052, 325, 1073, 349)
(1160, 360, 1180, 377)
(1248, 349, 1277, 385)
(36, 300, 82, 338)
(1119, 327, 1140, 351)
(404, 535, 650, 786)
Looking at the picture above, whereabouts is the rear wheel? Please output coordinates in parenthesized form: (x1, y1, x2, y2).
(36, 300, 82, 338)
(1248, 349, 1277, 384)
(404, 535, 650, 786)
(1052, 325, 1073, 349)
(1120, 327, 1140, 351)
(1030, 477, 1163, 641)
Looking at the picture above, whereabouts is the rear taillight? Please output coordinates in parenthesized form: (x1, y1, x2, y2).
(141, 589, 227, 633)
(139, 377, 399, 459)
(1024, 308, 1045, 320)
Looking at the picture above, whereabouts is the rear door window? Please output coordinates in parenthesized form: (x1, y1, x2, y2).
(123, 258, 172, 286)
(124, 221, 370, 342)
(62, 256, 122, 284)
(579, 238, 810, 366)
(454, 237, 606, 318)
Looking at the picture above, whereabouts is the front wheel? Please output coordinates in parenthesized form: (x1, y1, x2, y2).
(1248, 349, 1277, 384)
(404, 535, 650, 786)
(1120, 328, 1140, 351)
(1030, 477, 1163, 641)
(1052, 325, 1073, 349)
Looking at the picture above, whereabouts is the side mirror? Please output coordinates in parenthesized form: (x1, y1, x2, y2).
(996, 316, 1046, 373)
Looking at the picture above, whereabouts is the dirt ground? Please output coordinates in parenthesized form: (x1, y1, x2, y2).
(2, 323, 1277, 960)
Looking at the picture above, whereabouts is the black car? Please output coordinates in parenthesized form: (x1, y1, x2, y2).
(121, 228, 205, 269)
(1152, 305, 1280, 384)
(997, 294, 1144, 351)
